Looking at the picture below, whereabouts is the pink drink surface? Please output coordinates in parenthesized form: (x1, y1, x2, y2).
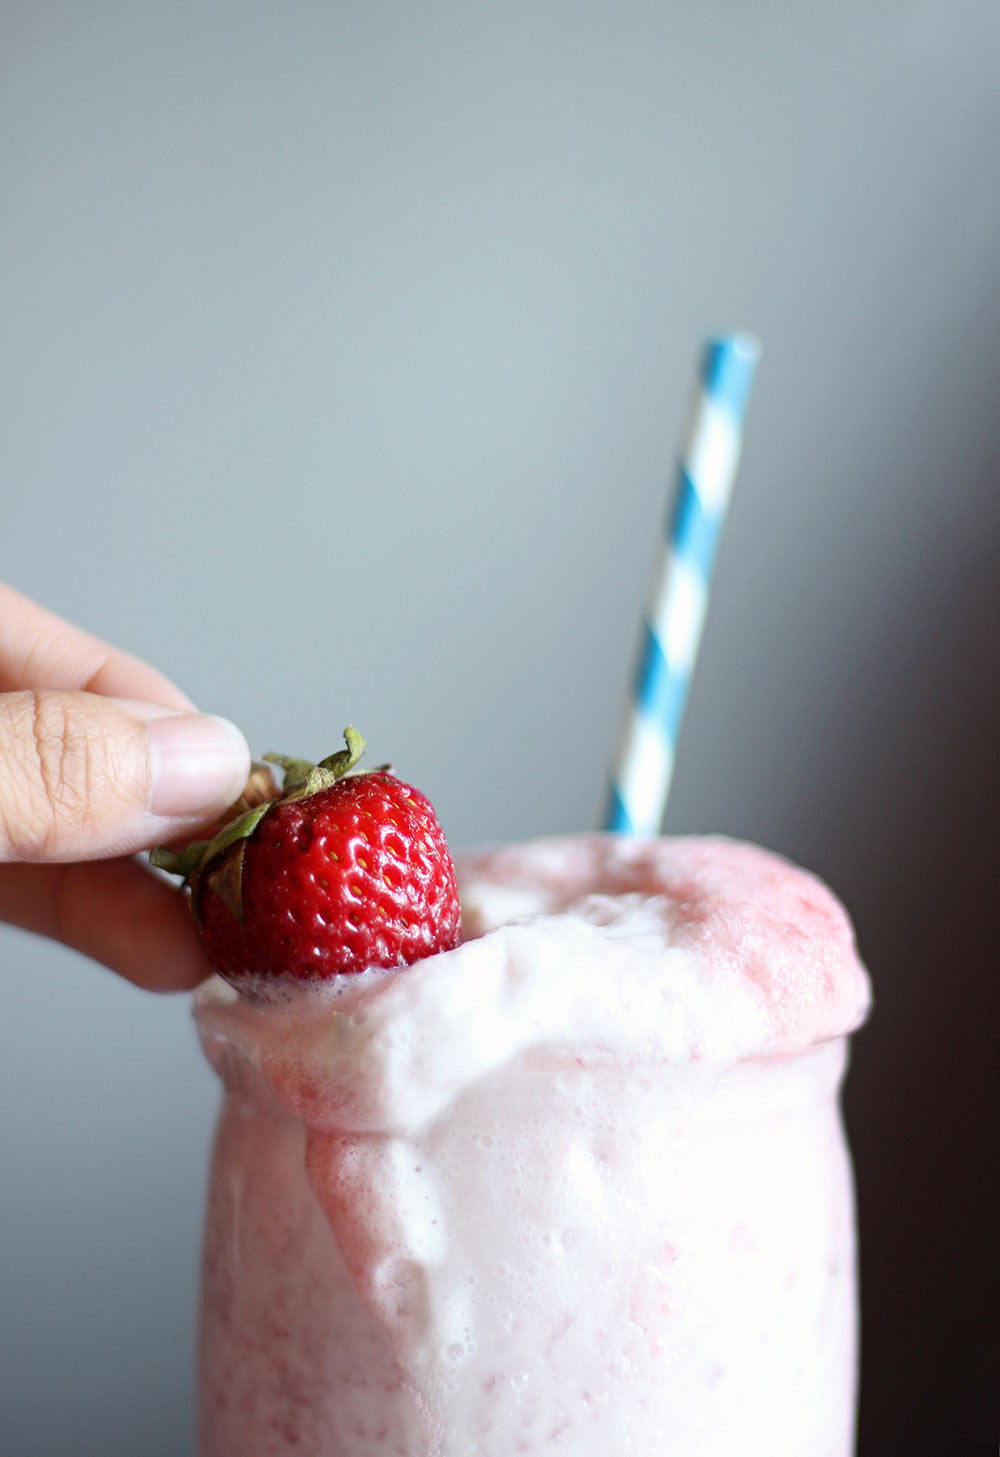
(196, 834, 870, 1456)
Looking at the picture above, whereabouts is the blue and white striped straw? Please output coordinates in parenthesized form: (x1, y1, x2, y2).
(603, 334, 761, 836)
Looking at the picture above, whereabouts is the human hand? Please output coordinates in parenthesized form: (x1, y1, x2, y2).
(0, 582, 251, 990)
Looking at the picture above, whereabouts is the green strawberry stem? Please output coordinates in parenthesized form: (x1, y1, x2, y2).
(321, 724, 367, 775)
(264, 725, 366, 800)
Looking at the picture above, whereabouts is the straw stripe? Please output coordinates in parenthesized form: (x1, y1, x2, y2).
(603, 334, 760, 836)
(669, 470, 719, 577)
(701, 338, 758, 419)
(648, 547, 709, 669)
(680, 402, 742, 514)
(634, 623, 689, 739)
(608, 709, 676, 834)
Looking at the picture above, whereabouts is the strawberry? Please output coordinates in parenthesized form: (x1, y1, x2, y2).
(151, 727, 461, 996)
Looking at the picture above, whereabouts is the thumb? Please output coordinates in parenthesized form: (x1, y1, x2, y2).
(0, 690, 251, 863)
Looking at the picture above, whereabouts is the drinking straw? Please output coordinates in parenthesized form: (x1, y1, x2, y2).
(603, 334, 761, 835)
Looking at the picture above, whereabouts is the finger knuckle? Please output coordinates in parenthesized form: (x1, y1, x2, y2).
(0, 691, 98, 860)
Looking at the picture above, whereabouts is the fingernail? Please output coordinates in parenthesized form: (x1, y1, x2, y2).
(147, 714, 251, 818)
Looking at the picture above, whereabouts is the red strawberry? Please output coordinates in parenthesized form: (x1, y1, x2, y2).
(151, 728, 461, 996)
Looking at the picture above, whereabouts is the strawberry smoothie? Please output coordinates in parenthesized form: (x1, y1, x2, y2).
(195, 833, 870, 1456)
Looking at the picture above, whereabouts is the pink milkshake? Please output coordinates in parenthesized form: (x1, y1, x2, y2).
(195, 833, 870, 1456)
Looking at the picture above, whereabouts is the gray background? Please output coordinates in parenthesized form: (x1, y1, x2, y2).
(2, 2, 998, 1453)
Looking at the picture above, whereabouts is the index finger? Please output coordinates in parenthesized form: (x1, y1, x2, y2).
(0, 857, 213, 991)
(0, 581, 195, 709)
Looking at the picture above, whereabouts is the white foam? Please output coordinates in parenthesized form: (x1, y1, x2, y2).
(196, 834, 869, 1457)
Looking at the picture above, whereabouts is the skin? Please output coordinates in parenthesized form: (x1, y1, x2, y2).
(0, 581, 248, 992)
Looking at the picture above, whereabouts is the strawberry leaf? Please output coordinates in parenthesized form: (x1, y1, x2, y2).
(201, 802, 273, 867)
(150, 840, 210, 878)
(265, 727, 369, 802)
(225, 762, 280, 817)
(204, 840, 249, 923)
